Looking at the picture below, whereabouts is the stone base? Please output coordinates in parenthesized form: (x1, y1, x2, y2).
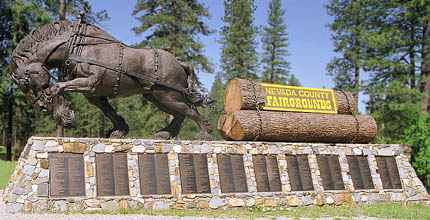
(2, 137, 429, 213)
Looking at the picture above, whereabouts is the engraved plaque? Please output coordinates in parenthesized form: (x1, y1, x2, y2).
(217, 154, 248, 193)
(347, 156, 374, 190)
(96, 153, 130, 196)
(179, 154, 211, 194)
(49, 153, 85, 197)
(376, 156, 402, 189)
(253, 155, 282, 192)
(317, 155, 345, 190)
(286, 155, 314, 191)
(138, 153, 171, 195)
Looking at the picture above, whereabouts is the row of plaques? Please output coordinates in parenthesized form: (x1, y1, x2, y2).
(48, 153, 402, 198)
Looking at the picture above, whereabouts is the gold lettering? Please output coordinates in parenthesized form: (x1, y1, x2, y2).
(320, 100, 326, 109)
(281, 89, 286, 96)
(265, 88, 272, 95)
(273, 96, 279, 107)
(267, 96, 273, 106)
(301, 99, 308, 108)
(282, 97, 289, 107)
(292, 90, 297, 97)
(289, 98, 295, 107)
(295, 98, 302, 108)
(326, 100, 332, 110)
(313, 99, 320, 109)
(299, 91, 304, 97)
(307, 99, 313, 108)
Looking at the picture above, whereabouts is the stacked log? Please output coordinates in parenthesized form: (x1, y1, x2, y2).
(218, 78, 377, 143)
(224, 78, 356, 114)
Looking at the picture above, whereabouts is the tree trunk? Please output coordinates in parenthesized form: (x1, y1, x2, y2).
(2, 127, 5, 147)
(409, 12, 416, 90)
(58, 0, 66, 21)
(217, 110, 377, 143)
(56, 0, 67, 136)
(421, 15, 430, 114)
(99, 112, 105, 138)
(6, 91, 14, 161)
(224, 78, 357, 115)
(353, 0, 361, 112)
(170, 0, 178, 56)
(14, 100, 23, 160)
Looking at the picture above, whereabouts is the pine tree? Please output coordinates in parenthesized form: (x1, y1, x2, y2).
(261, 0, 291, 84)
(326, 0, 369, 109)
(42, 0, 109, 24)
(132, 0, 213, 73)
(0, 0, 51, 160)
(220, 0, 259, 81)
(287, 74, 301, 87)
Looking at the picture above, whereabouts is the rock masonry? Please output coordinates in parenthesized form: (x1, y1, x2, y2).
(2, 137, 429, 213)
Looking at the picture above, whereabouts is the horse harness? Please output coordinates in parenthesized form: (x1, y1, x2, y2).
(61, 14, 190, 97)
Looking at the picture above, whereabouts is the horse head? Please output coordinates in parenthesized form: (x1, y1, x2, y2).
(10, 59, 53, 114)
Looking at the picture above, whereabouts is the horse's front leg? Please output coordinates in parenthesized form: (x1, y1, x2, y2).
(51, 73, 102, 128)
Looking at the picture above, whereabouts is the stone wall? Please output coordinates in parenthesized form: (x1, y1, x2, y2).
(2, 137, 429, 213)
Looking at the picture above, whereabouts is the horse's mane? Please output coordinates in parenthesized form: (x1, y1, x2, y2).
(12, 20, 74, 64)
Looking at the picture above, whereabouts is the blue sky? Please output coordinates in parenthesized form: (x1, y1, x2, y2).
(90, 0, 368, 112)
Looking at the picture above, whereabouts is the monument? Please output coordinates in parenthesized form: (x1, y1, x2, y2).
(2, 16, 429, 213)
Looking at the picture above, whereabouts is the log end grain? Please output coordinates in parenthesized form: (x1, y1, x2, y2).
(217, 113, 245, 141)
(224, 79, 243, 114)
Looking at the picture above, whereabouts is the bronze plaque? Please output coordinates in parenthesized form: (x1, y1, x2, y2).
(138, 153, 171, 195)
(376, 156, 402, 189)
(286, 155, 314, 191)
(49, 153, 85, 197)
(253, 155, 282, 192)
(179, 154, 211, 194)
(96, 153, 130, 196)
(317, 155, 345, 190)
(217, 154, 248, 193)
(347, 156, 374, 189)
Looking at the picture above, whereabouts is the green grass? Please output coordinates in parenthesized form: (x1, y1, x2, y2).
(81, 203, 430, 219)
(0, 159, 17, 189)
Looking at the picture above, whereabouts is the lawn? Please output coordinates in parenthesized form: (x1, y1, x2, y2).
(0, 159, 17, 189)
(84, 203, 430, 219)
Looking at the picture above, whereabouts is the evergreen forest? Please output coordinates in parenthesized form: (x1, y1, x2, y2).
(0, 0, 429, 191)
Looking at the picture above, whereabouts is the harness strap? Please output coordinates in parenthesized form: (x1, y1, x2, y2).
(75, 33, 121, 43)
(67, 55, 188, 94)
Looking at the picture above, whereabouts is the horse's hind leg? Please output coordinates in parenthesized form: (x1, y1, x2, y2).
(84, 95, 129, 138)
(142, 94, 185, 139)
(150, 86, 212, 141)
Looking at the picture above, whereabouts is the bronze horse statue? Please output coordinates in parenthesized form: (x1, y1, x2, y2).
(10, 15, 212, 140)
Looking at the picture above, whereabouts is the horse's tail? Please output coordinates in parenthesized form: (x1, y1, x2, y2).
(179, 61, 215, 107)
(179, 61, 196, 92)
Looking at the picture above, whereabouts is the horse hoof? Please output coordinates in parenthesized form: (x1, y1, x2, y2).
(109, 130, 126, 139)
(154, 131, 173, 140)
(194, 131, 212, 141)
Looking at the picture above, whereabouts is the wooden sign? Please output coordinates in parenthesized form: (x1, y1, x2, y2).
(376, 156, 402, 189)
(49, 153, 85, 197)
(95, 153, 130, 196)
(252, 155, 282, 192)
(179, 154, 211, 194)
(217, 154, 248, 193)
(316, 155, 345, 190)
(286, 155, 314, 191)
(346, 156, 374, 190)
(138, 153, 171, 195)
(262, 83, 338, 114)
